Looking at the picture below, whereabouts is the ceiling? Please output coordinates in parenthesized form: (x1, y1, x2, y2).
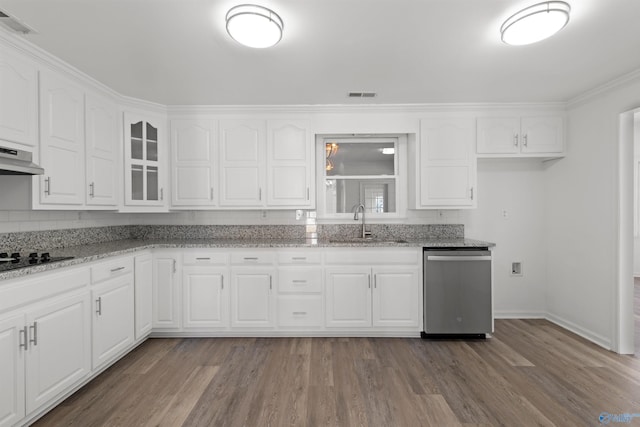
(2, 0, 640, 106)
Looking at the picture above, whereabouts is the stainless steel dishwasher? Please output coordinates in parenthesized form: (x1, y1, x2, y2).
(421, 247, 492, 339)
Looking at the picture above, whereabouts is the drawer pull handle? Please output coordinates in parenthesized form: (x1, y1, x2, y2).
(196, 257, 211, 260)
(96, 297, 102, 316)
(292, 280, 307, 284)
(29, 322, 38, 346)
(292, 257, 307, 261)
(244, 257, 258, 261)
(19, 326, 28, 350)
(292, 311, 307, 316)
(110, 266, 126, 273)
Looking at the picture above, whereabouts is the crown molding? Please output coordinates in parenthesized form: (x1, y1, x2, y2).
(167, 102, 567, 116)
(0, 27, 121, 100)
(567, 67, 640, 109)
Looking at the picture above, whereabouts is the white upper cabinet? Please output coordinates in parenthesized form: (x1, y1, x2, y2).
(123, 112, 167, 209)
(38, 70, 85, 206)
(0, 46, 38, 147)
(218, 118, 314, 209)
(219, 119, 265, 207)
(477, 116, 564, 157)
(170, 119, 218, 207)
(411, 117, 477, 209)
(85, 93, 118, 207)
(266, 120, 314, 207)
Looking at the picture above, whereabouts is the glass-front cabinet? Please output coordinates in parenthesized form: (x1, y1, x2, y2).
(123, 112, 165, 207)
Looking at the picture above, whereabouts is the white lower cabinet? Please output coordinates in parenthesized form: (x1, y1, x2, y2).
(325, 267, 372, 328)
(230, 268, 275, 328)
(0, 314, 25, 427)
(324, 248, 421, 331)
(277, 296, 323, 328)
(91, 273, 134, 370)
(134, 253, 153, 340)
(152, 253, 181, 329)
(25, 291, 91, 413)
(372, 267, 420, 327)
(183, 266, 229, 329)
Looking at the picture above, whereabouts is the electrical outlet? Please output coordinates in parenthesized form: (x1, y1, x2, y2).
(295, 209, 303, 220)
(502, 209, 509, 219)
(261, 210, 267, 219)
(511, 262, 522, 276)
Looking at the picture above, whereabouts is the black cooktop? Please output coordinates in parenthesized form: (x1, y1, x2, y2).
(0, 252, 74, 273)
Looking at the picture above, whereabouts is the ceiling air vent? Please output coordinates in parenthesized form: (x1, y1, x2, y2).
(348, 92, 377, 98)
(0, 9, 37, 34)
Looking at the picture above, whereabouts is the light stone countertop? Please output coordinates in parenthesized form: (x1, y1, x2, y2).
(0, 237, 494, 281)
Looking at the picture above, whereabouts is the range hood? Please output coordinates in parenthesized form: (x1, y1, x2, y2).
(0, 146, 44, 175)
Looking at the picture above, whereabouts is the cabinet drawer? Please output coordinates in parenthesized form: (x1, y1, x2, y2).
(230, 252, 276, 265)
(277, 296, 323, 327)
(277, 251, 322, 265)
(278, 267, 322, 293)
(324, 248, 420, 265)
(91, 257, 134, 284)
(183, 252, 227, 266)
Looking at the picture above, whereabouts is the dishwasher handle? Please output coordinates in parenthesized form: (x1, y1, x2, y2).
(426, 255, 492, 262)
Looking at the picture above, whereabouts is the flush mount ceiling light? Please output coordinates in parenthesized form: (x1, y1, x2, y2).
(500, 1, 571, 45)
(226, 4, 283, 48)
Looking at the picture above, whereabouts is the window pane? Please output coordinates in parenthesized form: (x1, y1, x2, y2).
(131, 121, 143, 160)
(131, 121, 143, 139)
(325, 178, 396, 214)
(325, 142, 395, 176)
(146, 140, 158, 162)
(146, 123, 157, 141)
(131, 165, 143, 200)
(147, 166, 158, 201)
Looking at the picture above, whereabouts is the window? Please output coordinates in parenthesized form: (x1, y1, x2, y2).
(318, 136, 401, 218)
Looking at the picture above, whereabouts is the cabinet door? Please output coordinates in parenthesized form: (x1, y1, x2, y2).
(134, 253, 153, 340)
(230, 268, 275, 328)
(520, 116, 564, 154)
(266, 120, 313, 207)
(85, 93, 118, 207)
(476, 117, 520, 155)
(372, 267, 420, 328)
(25, 292, 91, 413)
(0, 47, 37, 147)
(183, 267, 228, 329)
(0, 315, 26, 427)
(219, 120, 265, 207)
(325, 267, 371, 328)
(124, 113, 166, 207)
(419, 117, 476, 208)
(171, 119, 218, 207)
(39, 71, 85, 206)
(152, 255, 181, 329)
(92, 275, 134, 370)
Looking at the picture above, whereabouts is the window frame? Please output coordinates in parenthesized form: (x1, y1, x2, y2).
(315, 134, 407, 221)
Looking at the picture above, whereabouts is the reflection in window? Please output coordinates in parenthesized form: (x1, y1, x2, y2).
(323, 138, 398, 215)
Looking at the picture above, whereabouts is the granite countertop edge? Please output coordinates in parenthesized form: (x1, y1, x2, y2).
(0, 237, 495, 281)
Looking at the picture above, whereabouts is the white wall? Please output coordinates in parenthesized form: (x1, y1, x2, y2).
(545, 74, 640, 349)
(462, 159, 547, 318)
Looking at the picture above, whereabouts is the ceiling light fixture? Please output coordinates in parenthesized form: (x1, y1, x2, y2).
(226, 4, 283, 48)
(500, 1, 570, 46)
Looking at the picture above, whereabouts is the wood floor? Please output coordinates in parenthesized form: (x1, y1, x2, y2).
(33, 319, 640, 427)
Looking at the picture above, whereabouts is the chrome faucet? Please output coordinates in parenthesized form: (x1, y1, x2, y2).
(353, 204, 372, 239)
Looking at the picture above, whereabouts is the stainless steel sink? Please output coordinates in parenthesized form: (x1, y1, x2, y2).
(328, 238, 408, 244)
